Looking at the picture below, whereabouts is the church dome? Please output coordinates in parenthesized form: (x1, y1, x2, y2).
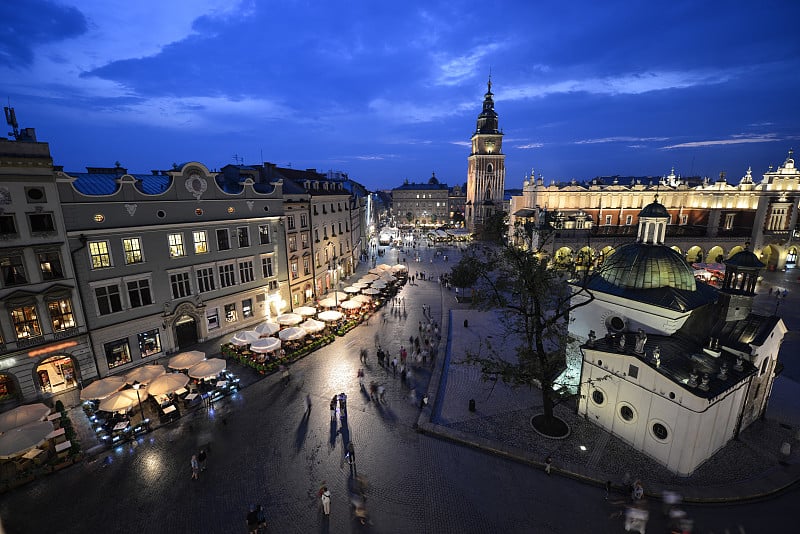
(639, 201, 669, 218)
(599, 243, 696, 291)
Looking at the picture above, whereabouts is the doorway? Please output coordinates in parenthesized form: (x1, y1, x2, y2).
(175, 315, 198, 349)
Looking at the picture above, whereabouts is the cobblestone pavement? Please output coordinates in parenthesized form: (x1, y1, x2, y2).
(1, 242, 799, 533)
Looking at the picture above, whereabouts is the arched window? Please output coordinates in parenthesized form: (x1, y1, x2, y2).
(487, 163, 493, 173)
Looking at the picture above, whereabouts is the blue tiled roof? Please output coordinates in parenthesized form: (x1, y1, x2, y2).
(70, 174, 172, 196)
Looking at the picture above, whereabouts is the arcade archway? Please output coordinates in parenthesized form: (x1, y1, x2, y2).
(686, 246, 704, 263)
(728, 245, 744, 258)
(707, 246, 725, 264)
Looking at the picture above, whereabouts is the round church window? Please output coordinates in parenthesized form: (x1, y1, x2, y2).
(591, 390, 605, 405)
(652, 422, 669, 441)
(620, 405, 634, 422)
(609, 316, 625, 331)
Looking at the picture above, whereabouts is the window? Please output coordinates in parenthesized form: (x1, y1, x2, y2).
(651, 422, 669, 441)
(628, 364, 639, 379)
(196, 267, 216, 293)
(242, 298, 253, 318)
(301, 233, 309, 249)
(261, 256, 274, 278)
(193, 231, 208, 254)
(219, 263, 236, 288)
(625, 215, 633, 225)
(237, 227, 250, 248)
(28, 213, 55, 233)
(287, 216, 295, 230)
(170, 272, 192, 299)
(314, 229, 319, 242)
(95, 284, 123, 315)
(259, 224, 271, 245)
(216, 229, 230, 251)
(300, 214, 308, 227)
(238, 260, 254, 283)
(126, 279, 153, 308)
(0, 215, 17, 236)
(206, 308, 219, 330)
(591, 389, 605, 406)
(38, 251, 64, 280)
(138, 329, 162, 358)
(680, 215, 688, 225)
(338, 222, 343, 234)
(168, 233, 185, 258)
(619, 405, 635, 422)
(11, 305, 41, 339)
(1, 256, 27, 285)
(303, 257, 310, 276)
(768, 206, 788, 231)
(224, 303, 237, 323)
(605, 215, 612, 225)
(288, 235, 297, 252)
(290, 260, 298, 278)
(47, 298, 75, 332)
(89, 240, 112, 269)
(105, 338, 131, 369)
(122, 238, 144, 264)
(760, 358, 769, 375)
(724, 213, 735, 230)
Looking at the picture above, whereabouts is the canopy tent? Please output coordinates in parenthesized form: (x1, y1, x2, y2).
(168, 351, 206, 370)
(0, 403, 51, 433)
(146, 373, 190, 396)
(99, 388, 149, 413)
(276, 313, 303, 326)
(318, 310, 344, 322)
(79, 376, 128, 401)
(299, 318, 326, 333)
(250, 337, 281, 353)
(125, 365, 166, 385)
(0, 421, 54, 460)
(230, 330, 261, 346)
(278, 327, 307, 341)
(294, 306, 318, 317)
(254, 322, 280, 337)
(187, 358, 226, 379)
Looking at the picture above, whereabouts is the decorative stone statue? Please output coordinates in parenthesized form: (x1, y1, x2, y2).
(652, 345, 661, 367)
(717, 362, 729, 380)
(688, 371, 699, 388)
(699, 374, 710, 391)
(634, 329, 647, 354)
(587, 330, 596, 347)
(618, 333, 626, 351)
(734, 356, 744, 372)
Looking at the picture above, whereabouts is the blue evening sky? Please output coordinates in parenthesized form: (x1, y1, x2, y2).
(1, 0, 798, 191)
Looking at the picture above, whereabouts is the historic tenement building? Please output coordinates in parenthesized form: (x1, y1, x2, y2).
(510, 150, 800, 270)
(56, 163, 290, 378)
(465, 79, 506, 233)
(391, 174, 450, 227)
(0, 126, 97, 405)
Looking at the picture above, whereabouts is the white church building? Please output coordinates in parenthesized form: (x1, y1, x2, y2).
(570, 198, 787, 476)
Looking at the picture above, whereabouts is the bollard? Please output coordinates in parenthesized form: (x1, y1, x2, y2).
(469, 399, 476, 412)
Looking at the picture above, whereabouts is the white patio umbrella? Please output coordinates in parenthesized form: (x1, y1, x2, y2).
(0, 403, 51, 433)
(362, 287, 381, 295)
(168, 350, 206, 370)
(146, 373, 190, 396)
(351, 294, 372, 304)
(279, 327, 307, 341)
(254, 322, 281, 336)
(125, 364, 166, 385)
(0, 421, 54, 460)
(250, 337, 281, 353)
(318, 310, 344, 322)
(276, 313, 303, 326)
(379, 272, 395, 281)
(352, 282, 368, 289)
(391, 264, 408, 272)
(362, 274, 380, 282)
(343, 286, 360, 294)
(371, 281, 387, 289)
(299, 318, 325, 333)
(295, 306, 318, 317)
(324, 291, 348, 302)
(340, 300, 361, 310)
(187, 358, 226, 379)
(231, 330, 261, 346)
(99, 388, 149, 413)
(356, 277, 373, 285)
(318, 298, 338, 308)
(79, 376, 128, 401)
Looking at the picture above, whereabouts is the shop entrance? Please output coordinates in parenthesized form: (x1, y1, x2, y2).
(36, 355, 77, 395)
(175, 315, 198, 349)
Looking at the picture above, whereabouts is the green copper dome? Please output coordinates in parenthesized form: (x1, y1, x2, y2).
(599, 243, 696, 291)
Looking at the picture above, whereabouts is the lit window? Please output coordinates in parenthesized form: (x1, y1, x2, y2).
(242, 299, 253, 318)
(193, 231, 208, 254)
(168, 233, 185, 258)
(122, 238, 144, 264)
(48, 298, 76, 331)
(11, 305, 41, 339)
(38, 251, 64, 280)
(138, 329, 162, 358)
(89, 241, 112, 269)
(105, 338, 131, 369)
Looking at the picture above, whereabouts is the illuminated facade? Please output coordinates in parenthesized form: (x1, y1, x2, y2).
(510, 150, 800, 270)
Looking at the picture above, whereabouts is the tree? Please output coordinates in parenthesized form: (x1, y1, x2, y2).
(406, 212, 413, 224)
(480, 210, 508, 244)
(449, 228, 596, 436)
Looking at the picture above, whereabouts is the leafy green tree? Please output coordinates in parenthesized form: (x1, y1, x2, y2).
(449, 229, 596, 436)
(480, 210, 508, 244)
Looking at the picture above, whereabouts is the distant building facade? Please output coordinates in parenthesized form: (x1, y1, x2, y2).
(391, 174, 450, 227)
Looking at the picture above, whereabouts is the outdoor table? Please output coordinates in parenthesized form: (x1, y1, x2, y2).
(112, 421, 129, 432)
(174, 387, 188, 396)
(162, 405, 177, 415)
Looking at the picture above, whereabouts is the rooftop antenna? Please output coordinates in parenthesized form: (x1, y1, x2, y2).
(4, 102, 20, 140)
(232, 154, 244, 165)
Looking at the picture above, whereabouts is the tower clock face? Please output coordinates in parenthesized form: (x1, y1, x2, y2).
(485, 139, 495, 152)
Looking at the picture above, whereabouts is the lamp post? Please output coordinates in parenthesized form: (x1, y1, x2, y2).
(132, 381, 146, 426)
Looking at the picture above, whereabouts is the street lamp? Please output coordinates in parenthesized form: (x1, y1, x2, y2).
(132, 381, 146, 426)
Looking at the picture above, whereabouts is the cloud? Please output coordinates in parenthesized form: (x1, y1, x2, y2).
(574, 136, 668, 145)
(516, 143, 544, 149)
(501, 69, 733, 100)
(661, 134, 778, 149)
(432, 42, 503, 86)
(354, 154, 399, 161)
(368, 98, 473, 123)
(449, 141, 471, 147)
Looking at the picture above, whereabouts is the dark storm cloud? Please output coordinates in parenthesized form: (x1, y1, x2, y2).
(0, 0, 87, 68)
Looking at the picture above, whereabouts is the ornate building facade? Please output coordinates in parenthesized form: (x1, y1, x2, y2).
(510, 150, 800, 270)
(465, 79, 506, 233)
